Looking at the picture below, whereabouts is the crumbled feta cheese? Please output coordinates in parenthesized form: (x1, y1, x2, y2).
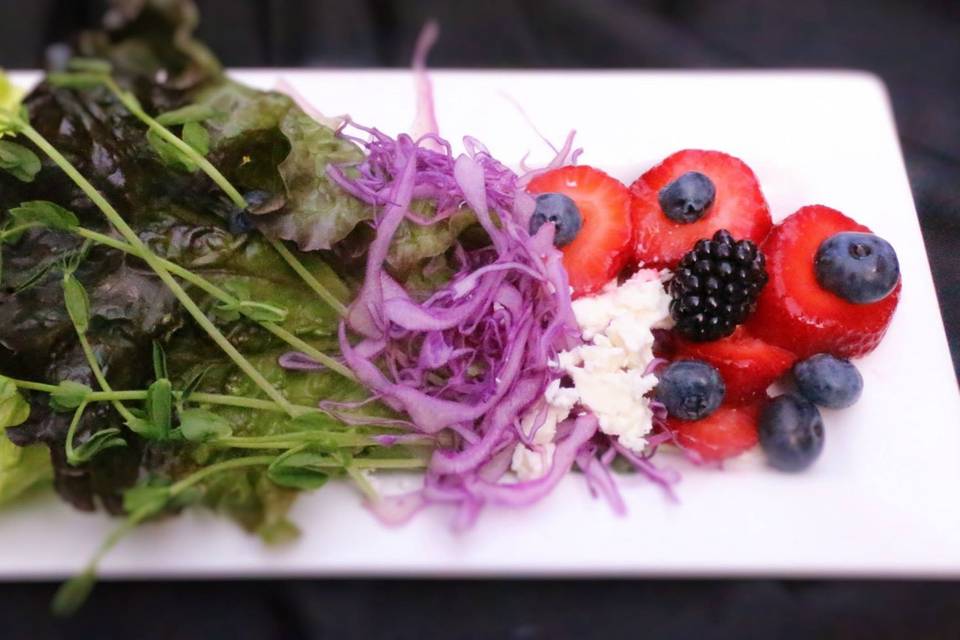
(519, 381, 574, 446)
(512, 380, 575, 481)
(511, 442, 557, 481)
(511, 270, 673, 479)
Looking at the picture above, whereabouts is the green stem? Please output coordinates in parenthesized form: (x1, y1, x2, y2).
(63, 401, 89, 464)
(54, 454, 275, 615)
(8, 378, 59, 393)
(352, 458, 427, 470)
(264, 325, 355, 381)
(90, 506, 154, 566)
(268, 239, 348, 317)
(19, 123, 296, 417)
(186, 392, 292, 413)
(75, 227, 357, 382)
(346, 465, 379, 502)
(87, 390, 146, 402)
(103, 78, 247, 209)
(101, 79, 348, 319)
(1, 222, 42, 238)
(76, 330, 139, 425)
(8, 376, 379, 425)
(214, 432, 378, 450)
(169, 455, 276, 494)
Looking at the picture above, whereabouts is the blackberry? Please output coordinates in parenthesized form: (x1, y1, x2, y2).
(669, 229, 768, 341)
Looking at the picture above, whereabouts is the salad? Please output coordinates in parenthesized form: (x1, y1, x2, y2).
(0, 0, 901, 613)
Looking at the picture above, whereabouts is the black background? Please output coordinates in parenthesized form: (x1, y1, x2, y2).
(1, 1, 959, 638)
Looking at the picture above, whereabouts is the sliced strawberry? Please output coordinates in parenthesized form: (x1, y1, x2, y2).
(667, 401, 761, 462)
(674, 327, 796, 402)
(746, 205, 901, 359)
(527, 166, 632, 297)
(630, 150, 772, 268)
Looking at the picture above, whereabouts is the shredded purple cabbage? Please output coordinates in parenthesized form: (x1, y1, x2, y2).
(279, 56, 681, 525)
(410, 20, 441, 149)
(323, 120, 610, 523)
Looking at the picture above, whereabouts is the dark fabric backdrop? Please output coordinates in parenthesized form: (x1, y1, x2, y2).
(1, 1, 958, 638)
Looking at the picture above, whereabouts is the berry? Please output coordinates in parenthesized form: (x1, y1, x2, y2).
(631, 150, 772, 268)
(658, 171, 716, 223)
(529, 193, 583, 247)
(667, 402, 761, 462)
(655, 360, 725, 421)
(747, 205, 901, 359)
(758, 394, 825, 471)
(668, 229, 768, 341)
(675, 327, 796, 402)
(792, 354, 863, 409)
(527, 166, 632, 297)
(815, 232, 900, 304)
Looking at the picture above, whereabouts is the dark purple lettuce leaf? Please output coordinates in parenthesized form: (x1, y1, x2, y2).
(72, 0, 221, 92)
(195, 81, 374, 251)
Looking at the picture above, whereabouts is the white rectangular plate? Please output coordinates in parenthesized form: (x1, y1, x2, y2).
(2, 70, 959, 579)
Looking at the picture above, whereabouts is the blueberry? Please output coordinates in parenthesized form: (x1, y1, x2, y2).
(658, 171, 716, 224)
(529, 193, 582, 247)
(793, 353, 863, 409)
(655, 360, 725, 421)
(758, 394, 825, 472)
(815, 232, 900, 304)
(227, 209, 255, 234)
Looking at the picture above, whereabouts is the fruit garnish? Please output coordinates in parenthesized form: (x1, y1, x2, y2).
(674, 326, 796, 402)
(655, 360, 725, 421)
(631, 149, 772, 268)
(814, 232, 900, 304)
(747, 205, 901, 359)
(792, 354, 863, 409)
(666, 401, 761, 462)
(529, 192, 583, 247)
(658, 171, 716, 223)
(758, 394, 824, 472)
(669, 229, 768, 342)
(527, 165, 632, 297)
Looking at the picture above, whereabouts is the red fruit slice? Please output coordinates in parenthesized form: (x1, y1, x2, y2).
(667, 402, 761, 462)
(630, 149, 772, 268)
(528, 165, 632, 297)
(746, 205, 901, 359)
(674, 327, 796, 402)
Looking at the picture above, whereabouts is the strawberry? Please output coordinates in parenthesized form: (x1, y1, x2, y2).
(746, 205, 901, 359)
(630, 150, 772, 268)
(527, 166, 632, 297)
(674, 327, 796, 402)
(667, 401, 761, 462)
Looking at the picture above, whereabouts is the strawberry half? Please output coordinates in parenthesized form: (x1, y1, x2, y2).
(746, 205, 901, 359)
(527, 166, 632, 297)
(674, 327, 796, 402)
(666, 401, 761, 462)
(630, 150, 772, 268)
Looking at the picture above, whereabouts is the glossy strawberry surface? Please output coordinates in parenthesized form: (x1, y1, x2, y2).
(674, 327, 796, 402)
(747, 205, 901, 359)
(666, 401, 762, 462)
(528, 165, 632, 297)
(631, 150, 772, 268)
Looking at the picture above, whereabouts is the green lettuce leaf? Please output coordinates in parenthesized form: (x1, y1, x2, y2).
(147, 232, 387, 537)
(0, 0, 441, 535)
(0, 70, 22, 112)
(386, 200, 476, 277)
(74, 0, 221, 91)
(195, 81, 373, 251)
(0, 431, 52, 506)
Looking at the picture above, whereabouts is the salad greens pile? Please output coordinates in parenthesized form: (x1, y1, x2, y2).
(0, 0, 652, 616)
(0, 0, 464, 612)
